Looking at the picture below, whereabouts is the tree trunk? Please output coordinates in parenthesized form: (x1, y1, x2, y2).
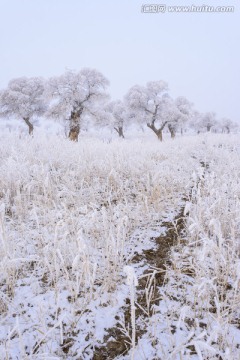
(68, 109, 82, 141)
(168, 124, 176, 139)
(157, 129, 163, 141)
(69, 124, 80, 141)
(147, 123, 164, 141)
(23, 117, 34, 135)
(114, 126, 124, 138)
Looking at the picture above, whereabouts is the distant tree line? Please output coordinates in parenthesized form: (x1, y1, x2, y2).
(0, 68, 238, 141)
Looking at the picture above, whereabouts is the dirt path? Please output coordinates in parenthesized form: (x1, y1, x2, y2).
(92, 202, 187, 359)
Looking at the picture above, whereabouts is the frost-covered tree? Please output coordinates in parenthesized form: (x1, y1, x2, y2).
(46, 68, 109, 141)
(162, 96, 193, 138)
(0, 77, 46, 135)
(189, 111, 201, 133)
(220, 117, 237, 133)
(125, 81, 169, 141)
(105, 100, 130, 138)
(196, 112, 217, 133)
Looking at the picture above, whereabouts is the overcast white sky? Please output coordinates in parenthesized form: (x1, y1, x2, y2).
(0, 0, 239, 122)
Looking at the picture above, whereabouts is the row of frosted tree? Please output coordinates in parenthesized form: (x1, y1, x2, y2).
(0, 68, 237, 141)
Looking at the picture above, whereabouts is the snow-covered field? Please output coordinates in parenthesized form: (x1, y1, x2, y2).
(0, 132, 239, 359)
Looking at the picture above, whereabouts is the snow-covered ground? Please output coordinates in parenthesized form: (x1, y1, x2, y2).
(0, 132, 239, 359)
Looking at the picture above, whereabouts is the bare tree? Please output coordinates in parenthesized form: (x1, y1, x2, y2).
(0, 77, 46, 135)
(46, 68, 109, 141)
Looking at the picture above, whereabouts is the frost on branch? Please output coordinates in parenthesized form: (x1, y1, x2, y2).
(191, 111, 217, 133)
(162, 96, 193, 138)
(46, 68, 109, 141)
(104, 100, 131, 138)
(0, 77, 46, 135)
(123, 265, 138, 287)
(219, 117, 238, 133)
(123, 265, 138, 357)
(125, 81, 193, 141)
